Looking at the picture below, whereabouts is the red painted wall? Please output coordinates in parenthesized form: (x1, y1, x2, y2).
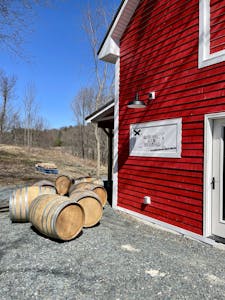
(118, 0, 225, 235)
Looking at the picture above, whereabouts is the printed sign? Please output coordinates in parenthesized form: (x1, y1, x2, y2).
(129, 118, 182, 158)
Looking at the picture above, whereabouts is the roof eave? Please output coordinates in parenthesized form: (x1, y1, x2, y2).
(85, 100, 115, 124)
(98, 0, 140, 63)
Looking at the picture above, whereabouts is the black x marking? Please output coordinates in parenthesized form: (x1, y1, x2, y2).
(134, 129, 141, 136)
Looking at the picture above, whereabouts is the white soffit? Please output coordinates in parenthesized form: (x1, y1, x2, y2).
(85, 101, 115, 124)
(98, 0, 140, 63)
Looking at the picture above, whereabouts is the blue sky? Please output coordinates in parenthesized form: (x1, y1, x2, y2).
(0, 0, 120, 129)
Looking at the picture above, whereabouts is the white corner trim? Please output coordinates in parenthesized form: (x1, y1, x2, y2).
(204, 112, 225, 237)
(112, 58, 120, 209)
(199, 0, 225, 68)
(116, 206, 216, 245)
(204, 115, 213, 237)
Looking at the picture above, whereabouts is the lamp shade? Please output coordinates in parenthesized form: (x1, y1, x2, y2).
(127, 93, 146, 108)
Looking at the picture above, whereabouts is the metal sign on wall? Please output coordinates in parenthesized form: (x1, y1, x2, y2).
(129, 118, 182, 158)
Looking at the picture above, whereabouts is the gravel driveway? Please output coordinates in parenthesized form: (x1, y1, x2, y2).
(1, 196, 225, 299)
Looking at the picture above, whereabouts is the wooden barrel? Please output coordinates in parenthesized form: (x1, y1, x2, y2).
(29, 194, 84, 241)
(74, 176, 104, 186)
(70, 182, 107, 207)
(69, 190, 103, 228)
(32, 180, 55, 188)
(55, 175, 73, 196)
(9, 186, 56, 222)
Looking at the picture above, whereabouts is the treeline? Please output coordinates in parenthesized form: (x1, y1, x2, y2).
(0, 2, 115, 170)
(0, 71, 110, 165)
(1, 124, 108, 164)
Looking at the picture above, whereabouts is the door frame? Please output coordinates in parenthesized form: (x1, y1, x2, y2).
(204, 112, 225, 237)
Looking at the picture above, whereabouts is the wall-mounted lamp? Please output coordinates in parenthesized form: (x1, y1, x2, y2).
(127, 92, 155, 108)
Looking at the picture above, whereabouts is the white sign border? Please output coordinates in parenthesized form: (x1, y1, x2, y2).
(129, 118, 182, 158)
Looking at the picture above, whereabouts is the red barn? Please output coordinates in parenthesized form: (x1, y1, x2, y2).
(96, 0, 225, 243)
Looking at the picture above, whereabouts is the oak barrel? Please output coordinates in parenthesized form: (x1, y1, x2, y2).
(70, 182, 107, 207)
(32, 180, 55, 188)
(29, 194, 84, 241)
(9, 186, 56, 222)
(74, 176, 104, 186)
(69, 190, 103, 228)
(55, 175, 73, 196)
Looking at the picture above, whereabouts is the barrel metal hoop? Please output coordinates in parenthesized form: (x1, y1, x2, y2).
(44, 196, 63, 238)
(30, 194, 43, 223)
(42, 196, 60, 236)
(25, 186, 29, 221)
(9, 190, 14, 220)
(70, 190, 101, 203)
(19, 187, 23, 221)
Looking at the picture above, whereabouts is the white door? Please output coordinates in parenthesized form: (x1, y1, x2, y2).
(212, 119, 225, 238)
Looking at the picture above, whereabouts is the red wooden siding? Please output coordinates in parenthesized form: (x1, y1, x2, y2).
(210, 0, 225, 53)
(118, 0, 225, 235)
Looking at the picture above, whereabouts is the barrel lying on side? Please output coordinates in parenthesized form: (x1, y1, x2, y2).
(69, 190, 103, 228)
(74, 176, 104, 186)
(29, 194, 84, 241)
(55, 175, 73, 196)
(9, 186, 56, 222)
(70, 182, 107, 207)
(32, 180, 55, 188)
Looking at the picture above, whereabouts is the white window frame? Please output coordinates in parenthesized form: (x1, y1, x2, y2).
(199, 0, 225, 68)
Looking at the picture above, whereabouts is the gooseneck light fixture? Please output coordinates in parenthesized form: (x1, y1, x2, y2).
(127, 91, 155, 108)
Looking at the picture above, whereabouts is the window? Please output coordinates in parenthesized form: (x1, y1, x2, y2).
(199, 0, 225, 68)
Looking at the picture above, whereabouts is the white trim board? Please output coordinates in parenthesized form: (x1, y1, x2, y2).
(116, 206, 216, 246)
(85, 102, 114, 124)
(199, 0, 225, 68)
(129, 118, 182, 158)
(112, 58, 120, 209)
(204, 112, 225, 237)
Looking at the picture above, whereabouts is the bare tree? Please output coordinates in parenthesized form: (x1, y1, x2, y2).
(71, 87, 95, 159)
(0, 73, 16, 142)
(0, 0, 51, 56)
(83, 4, 114, 176)
(23, 82, 38, 149)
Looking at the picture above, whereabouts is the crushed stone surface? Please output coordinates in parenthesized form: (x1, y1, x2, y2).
(1, 189, 225, 299)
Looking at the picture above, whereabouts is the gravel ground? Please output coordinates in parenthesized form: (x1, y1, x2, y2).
(1, 192, 225, 299)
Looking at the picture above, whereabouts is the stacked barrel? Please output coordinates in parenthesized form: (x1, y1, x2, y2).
(9, 175, 107, 241)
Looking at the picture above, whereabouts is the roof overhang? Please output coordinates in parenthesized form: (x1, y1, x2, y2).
(85, 100, 114, 129)
(98, 0, 140, 63)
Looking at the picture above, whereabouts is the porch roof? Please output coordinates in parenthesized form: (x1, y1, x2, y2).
(85, 100, 114, 129)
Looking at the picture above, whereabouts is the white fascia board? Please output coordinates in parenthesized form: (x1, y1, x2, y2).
(98, 0, 140, 63)
(86, 102, 115, 124)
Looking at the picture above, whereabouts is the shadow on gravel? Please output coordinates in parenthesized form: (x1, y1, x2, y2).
(30, 225, 83, 243)
(0, 265, 81, 279)
(0, 236, 28, 262)
(84, 222, 101, 229)
(0, 250, 5, 262)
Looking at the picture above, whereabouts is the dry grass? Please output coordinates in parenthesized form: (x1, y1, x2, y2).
(0, 144, 107, 186)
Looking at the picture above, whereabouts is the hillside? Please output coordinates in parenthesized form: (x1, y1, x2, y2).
(0, 144, 107, 186)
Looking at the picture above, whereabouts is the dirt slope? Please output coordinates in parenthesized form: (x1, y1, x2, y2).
(0, 144, 106, 186)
